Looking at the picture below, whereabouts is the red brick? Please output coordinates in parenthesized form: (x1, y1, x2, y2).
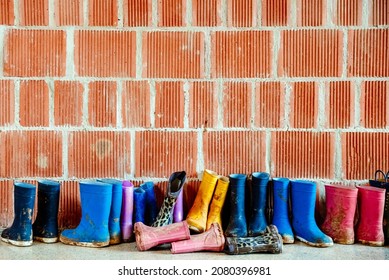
(122, 81, 151, 128)
(255, 82, 284, 128)
(0, 180, 14, 227)
(333, 0, 362, 26)
(348, 29, 388, 77)
(58, 181, 81, 229)
(360, 81, 388, 128)
(68, 131, 131, 178)
(212, 31, 272, 78)
(342, 132, 389, 180)
(123, 0, 152, 26)
(55, 0, 83, 26)
(297, 0, 326, 26)
(261, 0, 291, 26)
(135, 131, 197, 177)
(4, 30, 66, 77)
(0, 0, 14, 25)
(203, 131, 266, 175)
(0, 80, 14, 126)
(271, 131, 335, 179)
(54, 81, 84, 126)
(0, 131, 63, 177)
(325, 81, 355, 128)
(89, 0, 118, 26)
(223, 82, 252, 128)
(189, 81, 218, 128)
(88, 81, 117, 127)
(19, 0, 48, 26)
(155, 81, 184, 128)
(227, 0, 257, 27)
(192, 0, 222, 26)
(370, 0, 389, 26)
(290, 82, 319, 128)
(278, 29, 343, 77)
(143, 32, 204, 78)
(75, 30, 136, 77)
(19, 80, 49, 127)
(158, 0, 186, 27)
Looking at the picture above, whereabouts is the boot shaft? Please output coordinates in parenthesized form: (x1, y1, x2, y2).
(13, 182, 36, 226)
(140, 181, 158, 225)
(121, 180, 134, 242)
(248, 172, 269, 236)
(206, 176, 230, 230)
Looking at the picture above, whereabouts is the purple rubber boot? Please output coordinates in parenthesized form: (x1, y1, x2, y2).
(121, 180, 134, 242)
(173, 189, 184, 223)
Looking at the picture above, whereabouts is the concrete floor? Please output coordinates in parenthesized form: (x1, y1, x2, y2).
(0, 229, 388, 260)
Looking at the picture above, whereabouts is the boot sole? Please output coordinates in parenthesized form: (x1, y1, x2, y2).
(34, 236, 58, 243)
(358, 239, 384, 247)
(296, 235, 333, 248)
(1, 237, 33, 247)
(59, 235, 110, 248)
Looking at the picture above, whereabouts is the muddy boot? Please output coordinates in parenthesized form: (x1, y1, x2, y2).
(271, 177, 294, 244)
(248, 172, 269, 236)
(290, 180, 333, 247)
(98, 179, 123, 245)
(225, 174, 248, 237)
(152, 171, 186, 227)
(140, 182, 158, 226)
(321, 184, 358, 244)
(206, 176, 230, 230)
(1, 182, 36, 247)
(121, 180, 134, 242)
(171, 222, 225, 254)
(224, 225, 283, 255)
(133, 186, 146, 224)
(32, 180, 60, 243)
(134, 221, 190, 251)
(356, 185, 385, 246)
(173, 189, 184, 223)
(59, 181, 112, 248)
(186, 169, 219, 233)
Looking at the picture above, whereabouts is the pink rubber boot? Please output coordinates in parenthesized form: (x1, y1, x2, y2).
(320, 184, 358, 244)
(356, 186, 385, 246)
(171, 223, 225, 254)
(134, 221, 190, 251)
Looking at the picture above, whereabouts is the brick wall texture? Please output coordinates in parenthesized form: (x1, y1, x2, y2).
(0, 0, 388, 227)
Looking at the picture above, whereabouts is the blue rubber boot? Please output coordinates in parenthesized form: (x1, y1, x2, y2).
(225, 174, 248, 237)
(272, 177, 294, 243)
(140, 182, 158, 226)
(291, 180, 333, 247)
(1, 182, 36, 247)
(133, 187, 146, 224)
(248, 172, 269, 236)
(59, 181, 113, 248)
(98, 179, 123, 244)
(33, 180, 61, 243)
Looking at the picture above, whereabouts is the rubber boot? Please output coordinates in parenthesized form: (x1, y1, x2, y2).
(320, 184, 358, 244)
(152, 171, 186, 227)
(355, 185, 385, 246)
(290, 180, 333, 247)
(224, 225, 283, 255)
(1, 182, 36, 247)
(120, 180, 134, 242)
(32, 180, 60, 243)
(248, 172, 269, 236)
(186, 169, 219, 233)
(271, 177, 294, 243)
(134, 221, 190, 251)
(171, 223, 225, 254)
(59, 181, 113, 248)
(140, 181, 158, 226)
(98, 179, 123, 244)
(206, 176, 230, 230)
(173, 189, 184, 223)
(133, 187, 146, 224)
(225, 174, 248, 237)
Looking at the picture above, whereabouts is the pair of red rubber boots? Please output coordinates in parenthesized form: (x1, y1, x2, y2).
(321, 184, 385, 246)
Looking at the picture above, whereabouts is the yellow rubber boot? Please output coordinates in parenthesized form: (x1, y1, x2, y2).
(206, 176, 230, 231)
(186, 170, 219, 233)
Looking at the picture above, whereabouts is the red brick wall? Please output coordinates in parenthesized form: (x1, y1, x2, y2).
(0, 0, 388, 228)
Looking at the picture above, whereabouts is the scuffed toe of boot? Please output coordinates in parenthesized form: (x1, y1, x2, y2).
(1, 227, 33, 247)
(59, 228, 110, 248)
(295, 230, 333, 248)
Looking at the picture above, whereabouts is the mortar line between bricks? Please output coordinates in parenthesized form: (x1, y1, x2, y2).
(149, 80, 156, 127)
(256, 0, 262, 27)
(250, 81, 256, 129)
(217, 80, 224, 128)
(183, 81, 190, 129)
(204, 30, 211, 79)
(290, 0, 297, 27)
(14, 80, 21, 128)
(362, 0, 370, 27)
(326, 0, 335, 27)
(0, 27, 5, 77)
(47, 79, 55, 127)
(48, 0, 55, 27)
(283, 82, 292, 129)
(334, 130, 343, 180)
(186, 0, 192, 26)
(196, 129, 204, 175)
(118, 0, 124, 28)
(341, 28, 348, 78)
(116, 80, 123, 128)
(82, 81, 89, 127)
(136, 30, 143, 79)
(271, 30, 281, 78)
(317, 82, 326, 129)
(354, 80, 362, 128)
(66, 28, 75, 78)
(220, 0, 227, 27)
(13, 0, 20, 25)
(151, 0, 158, 27)
(83, 0, 89, 26)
